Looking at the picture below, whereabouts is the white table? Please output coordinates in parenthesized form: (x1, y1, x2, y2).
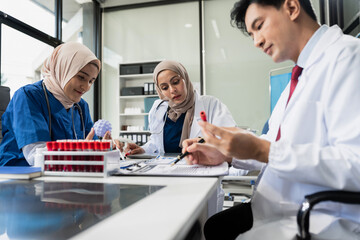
(34, 176, 219, 240)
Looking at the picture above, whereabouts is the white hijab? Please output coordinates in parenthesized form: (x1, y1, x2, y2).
(41, 42, 101, 109)
(153, 60, 195, 147)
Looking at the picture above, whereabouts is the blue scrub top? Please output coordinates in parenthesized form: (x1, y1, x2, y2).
(163, 113, 185, 153)
(0, 80, 95, 166)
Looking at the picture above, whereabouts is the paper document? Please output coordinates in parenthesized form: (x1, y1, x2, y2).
(114, 156, 228, 177)
(146, 156, 186, 165)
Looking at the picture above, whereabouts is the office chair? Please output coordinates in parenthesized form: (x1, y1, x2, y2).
(0, 86, 11, 144)
(296, 191, 360, 239)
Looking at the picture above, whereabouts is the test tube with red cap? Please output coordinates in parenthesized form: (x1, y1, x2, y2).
(101, 141, 111, 152)
(45, 141, 54, 171)
(70, 141, 78, 172)
(200, 111, 207, 122)
(45, 142, 53, 162)
(82, 141, 89, 162)
(81, 141, 90, 172)
(63, 141, 70, 171)
(75, 140, 83, 172)
(52, 141, 59, 171)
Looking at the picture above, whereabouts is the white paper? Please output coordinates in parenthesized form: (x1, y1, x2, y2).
(114, 156, 229, 177)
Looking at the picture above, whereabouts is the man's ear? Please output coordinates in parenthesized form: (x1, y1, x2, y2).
(283, 0, 301, 21)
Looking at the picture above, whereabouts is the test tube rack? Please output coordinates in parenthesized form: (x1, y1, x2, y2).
(42, 140, 121, 177)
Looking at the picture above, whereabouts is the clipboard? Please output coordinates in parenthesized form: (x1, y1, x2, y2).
(112, 156, 229, 177)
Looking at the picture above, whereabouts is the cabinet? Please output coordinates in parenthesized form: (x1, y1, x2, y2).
(119, 61, 161, 146)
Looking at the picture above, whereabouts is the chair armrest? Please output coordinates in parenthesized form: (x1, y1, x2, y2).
(297, 190, 360, 240)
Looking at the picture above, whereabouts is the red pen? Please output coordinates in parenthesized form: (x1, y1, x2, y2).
(200, 111, 207, 122)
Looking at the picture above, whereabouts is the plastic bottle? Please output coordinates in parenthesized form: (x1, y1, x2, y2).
(34, 147, 46, 172)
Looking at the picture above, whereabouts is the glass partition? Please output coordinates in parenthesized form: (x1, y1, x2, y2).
(102, 2, 200, 136)
(203, 0, 292, 133)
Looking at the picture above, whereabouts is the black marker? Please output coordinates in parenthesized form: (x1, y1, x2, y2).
(172, 138, 205, 166)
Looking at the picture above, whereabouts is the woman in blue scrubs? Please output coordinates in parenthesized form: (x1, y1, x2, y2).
(0, 42, 101, 166)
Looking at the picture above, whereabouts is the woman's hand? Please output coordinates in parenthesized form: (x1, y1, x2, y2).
(85, 128, 95, 140)
(198, 121, 270, 163)
(85, 128, 111, 141)
(124, 143, 145, 155)
(103, 131, 111, 140)
(112, 139, 124, 151)
(182, 138, 231, 166)
(85, 129, 122, 150)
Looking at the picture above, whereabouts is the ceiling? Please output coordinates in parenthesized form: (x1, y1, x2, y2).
(31, 0, 170, 22)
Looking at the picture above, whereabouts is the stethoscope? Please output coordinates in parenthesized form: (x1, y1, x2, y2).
(150, 100, 167, 135)
(155, 100, 166, 110)
(42, 81, 85, 140)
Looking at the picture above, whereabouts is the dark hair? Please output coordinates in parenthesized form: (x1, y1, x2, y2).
(230, 0, 317, 34)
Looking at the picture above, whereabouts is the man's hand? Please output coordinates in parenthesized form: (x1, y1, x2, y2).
(182, 138, 231, 165)
(198, 121, 270, 163)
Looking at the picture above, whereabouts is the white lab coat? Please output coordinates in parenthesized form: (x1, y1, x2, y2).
(142, 91, 236, 154)
(236, 25, 360, 239)
(142, 91, 238, 214)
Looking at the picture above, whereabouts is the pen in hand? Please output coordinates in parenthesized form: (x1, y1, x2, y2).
(172, 138, 205, 166)
(113, 139, 127, 160)
(172, 111, 208, 166)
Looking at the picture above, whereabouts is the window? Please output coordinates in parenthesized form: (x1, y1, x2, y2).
(0, 0, 100, 119)
(1, 25, 53, 96)
(1, 0, 55, 37)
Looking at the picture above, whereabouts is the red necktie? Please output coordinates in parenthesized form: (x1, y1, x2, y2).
(276, 65, 303, 141)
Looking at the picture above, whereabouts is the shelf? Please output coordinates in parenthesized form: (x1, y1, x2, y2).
(120, 113, 149, 116)
(120, 60, 163, 65)
(119, 73, 153, 79)
(118, 61, 161, 141)
(119, 95, 158, 99)
(119, 130, 150, 134)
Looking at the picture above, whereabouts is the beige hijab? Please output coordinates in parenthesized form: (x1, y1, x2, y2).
(153, 60, 195, 147)
(41, 41, 101, 109)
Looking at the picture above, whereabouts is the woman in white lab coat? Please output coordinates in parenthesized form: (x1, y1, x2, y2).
(124, 60, 243, 213)
(125, 60, 236, 155)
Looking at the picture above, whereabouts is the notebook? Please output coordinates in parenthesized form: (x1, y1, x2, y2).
(0, 167, 42, 179)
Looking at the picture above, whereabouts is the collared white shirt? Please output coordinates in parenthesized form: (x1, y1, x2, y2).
(236, 25, 360, 239)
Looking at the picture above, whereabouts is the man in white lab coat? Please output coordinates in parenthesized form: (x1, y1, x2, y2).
(183, 0, 360, 239)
